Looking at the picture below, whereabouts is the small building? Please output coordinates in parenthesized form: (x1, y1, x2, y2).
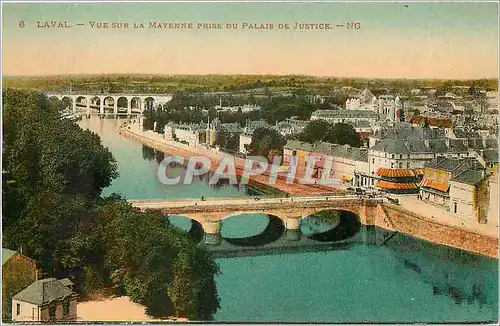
(2, 248, 38, 321)
(419, 157, 482, 209)
(449, 169, 488, 223)
(12, 278, 78, 322)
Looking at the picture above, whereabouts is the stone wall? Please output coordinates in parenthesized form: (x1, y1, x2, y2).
(380, 203, 497, 258)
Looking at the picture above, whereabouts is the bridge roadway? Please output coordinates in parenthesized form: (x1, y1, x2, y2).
(129, 194, 384, 210)
(129, 195, 391, 234)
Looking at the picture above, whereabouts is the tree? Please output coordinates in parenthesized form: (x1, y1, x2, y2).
(247, 128, 286, 159)
(214, 127, 239, 153)
(297, 120, 331, 143)
(2, 89, 221, 321)
(327, 123, 363, 147)
(297, 121, 362, 147)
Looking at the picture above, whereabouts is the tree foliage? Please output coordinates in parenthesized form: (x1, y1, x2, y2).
(296, 120, 363, 147)
(2, 89, 220, 321)
(247, 128, 286, 159)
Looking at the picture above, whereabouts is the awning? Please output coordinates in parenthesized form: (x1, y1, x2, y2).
(376, 180, 418, 190)
(342, 175, 353, 181)
(419, 178, 450, 192)
(376, 168, 415, 178)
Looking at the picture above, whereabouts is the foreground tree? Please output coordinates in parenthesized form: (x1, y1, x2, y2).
(2, 89, 221, 321)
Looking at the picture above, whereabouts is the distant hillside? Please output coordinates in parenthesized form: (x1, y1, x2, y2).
(2, 74, 497, 95)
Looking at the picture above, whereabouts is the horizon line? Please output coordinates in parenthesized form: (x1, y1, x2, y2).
(3, 73, 499, 82)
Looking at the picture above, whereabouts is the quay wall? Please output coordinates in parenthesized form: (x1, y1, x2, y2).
(377, 203, 498, 259)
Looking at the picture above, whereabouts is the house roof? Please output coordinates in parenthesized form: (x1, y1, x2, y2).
(357, 88, 375, 103)
(450, 170, 485, 186)
(483, 149, 498, 164)
(13, 278, 76, 306)
(2, 248, 17, 265)
(284, 140, 316, 152)
(425, 157, 482, 175)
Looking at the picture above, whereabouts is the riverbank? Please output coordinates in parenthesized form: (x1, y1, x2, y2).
(77, 296, 188, 322)
(119, 122, 343, 196)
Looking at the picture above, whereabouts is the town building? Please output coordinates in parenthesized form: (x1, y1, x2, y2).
(2, 248, 38, 321)
(449, 169, 488, 223)
(12, 278, 77, 322)
(419, 157, 483, 208)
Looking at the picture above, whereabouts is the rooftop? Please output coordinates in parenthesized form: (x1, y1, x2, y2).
(450, 169, 485, 186)
(13, 278, 76, 306)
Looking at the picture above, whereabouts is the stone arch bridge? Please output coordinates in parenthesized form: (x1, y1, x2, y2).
(129, 196, 394, 243)
(46, 93, 173, 115)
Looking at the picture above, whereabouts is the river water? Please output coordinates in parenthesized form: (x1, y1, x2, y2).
(80, 116, 498, 323)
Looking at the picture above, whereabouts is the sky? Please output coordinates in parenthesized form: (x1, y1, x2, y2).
(2, 2, 499, 79)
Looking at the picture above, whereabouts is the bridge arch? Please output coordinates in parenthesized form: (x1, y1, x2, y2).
(75, 96, 87, 109)
(218, 213, 285, 247)
(167, 215, 204, 243)
(131, 97, 142, 112)
(90, 96, 101, 106)
(61, 96, 73, 110)
(117, 96, 128, 111)
(144, 97, 155, 111)
(301, 209, 361, 242)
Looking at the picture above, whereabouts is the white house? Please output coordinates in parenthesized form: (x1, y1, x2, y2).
(12, 278, 77, 322)
(449, 170, 486, 222)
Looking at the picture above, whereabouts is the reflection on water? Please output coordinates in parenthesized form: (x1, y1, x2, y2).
(78, 116, 263, 199)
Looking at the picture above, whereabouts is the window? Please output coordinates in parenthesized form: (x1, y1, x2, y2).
(407, 162, 410, 168)
(16, 303, 20, 316)
(399, 162, 403, 168)
(400, 154, 403, 159)
(372, 158, 375, 164)
(392, 154, 395, 158)
(454, 202, 458, 214)
(63, 299, 70, 316)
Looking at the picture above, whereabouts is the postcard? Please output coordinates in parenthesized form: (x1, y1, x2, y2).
(1, 1, 499, 324)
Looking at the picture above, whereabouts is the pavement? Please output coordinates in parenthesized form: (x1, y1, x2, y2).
(129, 194, 379, 209)
(392, 194, 498, 239)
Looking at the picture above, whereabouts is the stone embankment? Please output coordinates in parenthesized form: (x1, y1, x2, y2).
(379, 203, 498, 259)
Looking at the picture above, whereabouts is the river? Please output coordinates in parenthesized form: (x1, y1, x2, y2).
(80, 116, 498, 323)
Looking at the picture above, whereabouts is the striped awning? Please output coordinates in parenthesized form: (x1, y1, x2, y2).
(376, 168, 416, 178)
(376, 180, 418, 190)
(419, 178, 450, 192)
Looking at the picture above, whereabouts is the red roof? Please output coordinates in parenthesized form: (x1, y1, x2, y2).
(419, 178, 450, 192)
(376, 180, 418, 190)
(377, 168, 415, 178)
